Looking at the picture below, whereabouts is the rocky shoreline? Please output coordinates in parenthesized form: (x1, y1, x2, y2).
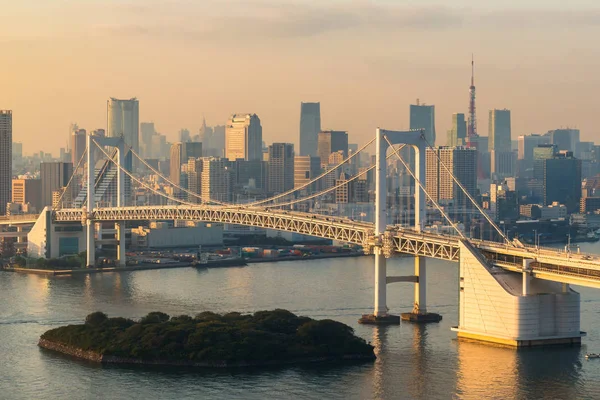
(38, 339, 375, 368)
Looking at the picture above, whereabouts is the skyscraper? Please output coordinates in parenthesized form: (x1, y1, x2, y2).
(140, 122, 155, 159)
(426, 147, 477, 209)
(201, 157, 230, 203)
(225, 114, 262, 161)
(268, 143, 294, 194)
(170, 142, 203, 187)
(299, 102, 321, 157)
(410, 102, 436, 145)
(107, 98, 139, 170)
(0, 110, 12, 215)
(447, 113, 467, 147)
(294, 156, 321, 192)
(543, 151, 582, 212)
(488, 109, 511, 152)
(317, 130, 348, 167)
(71, 128, 86, 166)
(179, 129, 191, 143)
(40, 162, 73, 208)
(11, 178, 41, 212)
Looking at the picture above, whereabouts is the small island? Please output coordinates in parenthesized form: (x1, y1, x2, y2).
(39, 309, 375, 367)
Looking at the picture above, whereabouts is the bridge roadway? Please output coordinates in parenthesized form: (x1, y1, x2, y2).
(50, 205, 600, 288)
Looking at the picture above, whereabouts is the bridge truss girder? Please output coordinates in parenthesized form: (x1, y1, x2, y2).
(54, 207, 373, 247)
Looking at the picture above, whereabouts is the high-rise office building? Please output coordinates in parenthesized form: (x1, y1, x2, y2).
(426, 147, 477, 209)
(11, 178, 41, 212)
(518, 134, 550, 160)
(140, 122, 155, 159)
(490, 150, 516, 179)
(0, 110, 12, 215)
(268, 143, 294, 194)
(543, 151, 582, 212)
(488, 109, 511, 152)
(232, 160, 268, 191)
(299, 102, 321, 157)
(71, 128, 86, 166)
(546, 129, 580, 154)
(201, 157, 230, 203)
(199, 119, 226, 158)
(533, 144, 557, 180)
(447, 113, 467, 147)
(294, 156, 321, 192)
(410, 102, 436, 145)
(186, 158, 203, 203)
(225, 114, 262, 161)
(179, 129, 191, 143)
(107, 98, 139, 170)
(40, 162, 73, 207)
(169, 142, 203, 187)
(317, 130, 348, 167)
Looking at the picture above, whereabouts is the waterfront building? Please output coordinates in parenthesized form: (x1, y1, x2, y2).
(0, 110, 11, 215)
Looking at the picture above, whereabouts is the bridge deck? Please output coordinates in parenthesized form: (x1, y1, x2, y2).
(52, 206, 600, 287)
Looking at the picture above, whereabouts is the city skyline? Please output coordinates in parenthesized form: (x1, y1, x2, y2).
(2, 1, 600, 154)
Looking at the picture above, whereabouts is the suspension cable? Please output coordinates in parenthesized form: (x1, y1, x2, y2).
(246, 137, 376, 206)
(53, 147, 88, 210)
(92, 139, 199, 207)
(384, 136, 466, 240)
(264, 147, 400, 209)
(418, 133, 510, 244)
(128, 145, 227, 206)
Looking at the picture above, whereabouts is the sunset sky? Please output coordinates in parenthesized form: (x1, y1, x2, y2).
(2, 0, 600, 154)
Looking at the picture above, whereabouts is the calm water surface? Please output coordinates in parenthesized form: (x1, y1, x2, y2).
(2, 244, 600, 399)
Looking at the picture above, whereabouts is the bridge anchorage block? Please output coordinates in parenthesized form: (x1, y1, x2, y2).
(358, 314, 400, 325)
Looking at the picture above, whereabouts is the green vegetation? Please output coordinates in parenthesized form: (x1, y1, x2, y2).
(40, 309, 375, 366)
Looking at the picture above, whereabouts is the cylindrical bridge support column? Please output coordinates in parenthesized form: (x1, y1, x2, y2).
(86, 220, 95, 267)
(374, 247, 387, 317)
(523, 259, 532, 296)
(116, 222, 126, 267)
(413, 256, 427, 314)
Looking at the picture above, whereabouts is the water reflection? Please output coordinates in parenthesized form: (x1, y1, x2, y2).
(455, 341, 582, 399)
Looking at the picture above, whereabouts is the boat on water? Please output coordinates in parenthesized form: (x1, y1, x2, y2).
(585, 353, 600, 359)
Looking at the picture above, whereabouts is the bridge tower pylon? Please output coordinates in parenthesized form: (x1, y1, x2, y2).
(360, 128, 441, 324)
(85, 133, 127, 268)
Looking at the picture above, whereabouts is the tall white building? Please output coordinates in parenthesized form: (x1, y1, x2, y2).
(201, 157, 230, 203)
(107, 98, 139, 170)
(0, 110, 12, 215)
(225, 114, 262, 161)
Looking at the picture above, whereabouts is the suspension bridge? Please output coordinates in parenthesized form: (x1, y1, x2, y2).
(9, 128, 600, 347)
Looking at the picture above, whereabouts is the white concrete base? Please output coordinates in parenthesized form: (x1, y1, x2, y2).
(454, 241, 584, 347)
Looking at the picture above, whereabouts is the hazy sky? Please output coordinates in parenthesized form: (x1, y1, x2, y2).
(2, 0, 600, 155)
